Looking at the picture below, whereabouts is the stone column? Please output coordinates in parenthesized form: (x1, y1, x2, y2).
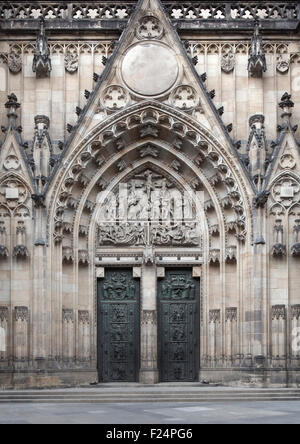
(139, 264, 159, 384)
(31, 202, 48, 368)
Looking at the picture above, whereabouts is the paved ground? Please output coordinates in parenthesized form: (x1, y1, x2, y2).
(0, 401, 300, 424)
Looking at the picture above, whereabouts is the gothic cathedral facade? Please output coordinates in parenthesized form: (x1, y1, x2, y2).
(0, 0, 300, 388)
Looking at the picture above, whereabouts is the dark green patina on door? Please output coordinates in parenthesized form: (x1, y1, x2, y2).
(98, 269, 140, 382)
(158, 269, 200, 382)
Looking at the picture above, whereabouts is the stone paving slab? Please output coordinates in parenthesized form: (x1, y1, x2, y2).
(0, 401, 300, 424)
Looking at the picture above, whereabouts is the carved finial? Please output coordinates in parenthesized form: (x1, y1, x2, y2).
(32, 19, 52, 78)
(279, 92, 294, 125)
(249, 114, 265, 130)
(200, 72, 207, 83)
(5, 93, 20, 129)
(248, 21, 266, 77)
(34, 115, 50, 131)
(279, 92, 294, 109)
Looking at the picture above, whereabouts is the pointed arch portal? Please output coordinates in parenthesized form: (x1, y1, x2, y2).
(10, 0, 300, 389)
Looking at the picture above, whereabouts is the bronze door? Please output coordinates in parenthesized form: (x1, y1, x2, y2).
(98, 269, 140, 382)
(158, 269, 200, 382)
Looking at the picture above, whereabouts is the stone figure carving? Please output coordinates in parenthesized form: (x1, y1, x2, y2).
(99, 223, 146, 246)
(221, 52, 235, 73)
(98, 169, 200, 247)
(276, 55, 290, 74)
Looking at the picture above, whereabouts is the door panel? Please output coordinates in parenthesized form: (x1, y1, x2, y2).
(158, 269, 200, 382)
(98, 269, 140, 382)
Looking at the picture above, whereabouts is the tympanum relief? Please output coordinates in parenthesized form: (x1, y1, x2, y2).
(98, 169, 200, 247)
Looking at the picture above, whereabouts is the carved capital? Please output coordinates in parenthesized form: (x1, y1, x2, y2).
(78, 310, 89, 324)
(209, 309, 221, 323)
(291, 305, 300, 320)
(141, 310, 157, 325)
(272, 305, 286, 321)
(225, 307, 237, 322)
(62, 309, 74, 323)
(0, 307, 8, 322)
(14, 306, 29, 322)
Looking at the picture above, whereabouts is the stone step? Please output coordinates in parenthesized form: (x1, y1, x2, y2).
(1, 389, 300, 395)
(1, 389, 300, 403)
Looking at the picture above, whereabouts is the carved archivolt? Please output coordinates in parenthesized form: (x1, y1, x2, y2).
(48, 103, 251, 263)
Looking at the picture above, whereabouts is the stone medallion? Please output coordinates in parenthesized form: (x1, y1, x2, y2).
(3, 155, 20, 171)
(136, 15, 164, 40)
(101, 85, 129, 110)
(121, 43, 179, 96)
(170, 85, 198, 110)
(221, 52, 235, 73)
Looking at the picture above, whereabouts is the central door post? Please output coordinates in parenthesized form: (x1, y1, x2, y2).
(139, 264, 159, 384)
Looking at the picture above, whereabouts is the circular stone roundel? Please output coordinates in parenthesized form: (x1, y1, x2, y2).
(121, 43, 179, 96)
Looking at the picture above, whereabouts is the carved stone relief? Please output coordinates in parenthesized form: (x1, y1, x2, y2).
(64, 52, 78, 73)
(8, 50, 22, 73)
(101, 85, 129, 111)
(272, 177, 300, 209)
(221, 52, 235, 73)
(136, 15, 164, 40)
(170, 85, 199, 111)
(98, 168, 200, 247)
(0, 178, 28, 210)
(3, 154, 20, 171)
(276, 54, 290, 74)
(279, 153, 296, 170)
